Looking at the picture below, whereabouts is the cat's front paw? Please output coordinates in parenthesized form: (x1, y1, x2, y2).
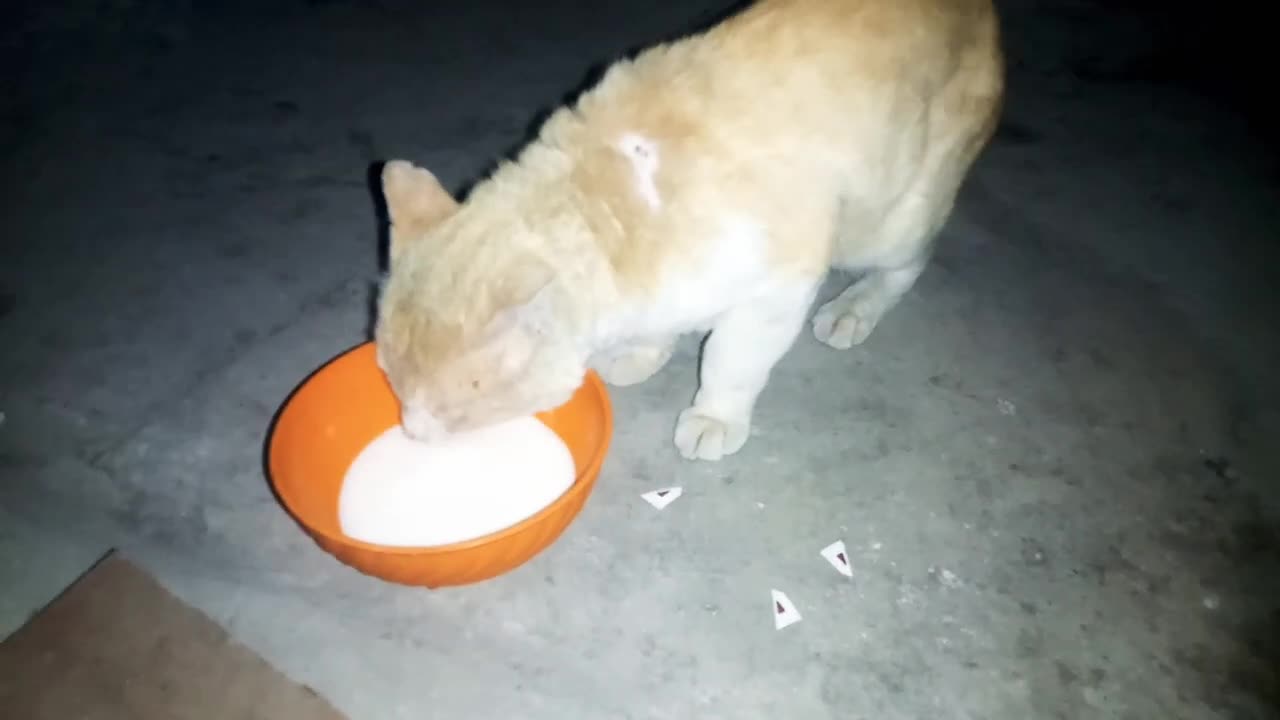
(674, 407, 750, 461)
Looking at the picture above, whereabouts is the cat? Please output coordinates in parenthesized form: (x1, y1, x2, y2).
(374, 0, 1004, 461)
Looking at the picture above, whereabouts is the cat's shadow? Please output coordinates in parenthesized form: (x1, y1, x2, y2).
(362, 159, 391, 339)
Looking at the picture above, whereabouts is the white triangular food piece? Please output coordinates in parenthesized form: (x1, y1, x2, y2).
(641, 487, 682, 510)
(821, 540, 853, 578)
(771, 589, 801, 630)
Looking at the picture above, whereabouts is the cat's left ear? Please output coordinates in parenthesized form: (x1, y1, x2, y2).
(474, 280, 560, 374)
(484, 278, 559, 342)
(381, 160, 458, 265)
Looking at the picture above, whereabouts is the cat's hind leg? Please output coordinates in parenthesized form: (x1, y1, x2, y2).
(813, 171, 954, 349)
(812, 255, 928, 349)
(815, 57, 1002, 350)
(675, 281, 818, 461)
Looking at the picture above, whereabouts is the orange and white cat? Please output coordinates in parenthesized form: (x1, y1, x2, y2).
(374, 0, 1004, 461)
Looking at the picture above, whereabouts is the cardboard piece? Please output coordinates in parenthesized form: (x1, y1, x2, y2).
(640, 487, 683, 510)
(771, 589, 802, 630)
(0, 550, 346, 719)
(820, 540, 853, 578)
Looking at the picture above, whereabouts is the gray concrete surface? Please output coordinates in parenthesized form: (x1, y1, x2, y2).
(3, 1, 1278, 718)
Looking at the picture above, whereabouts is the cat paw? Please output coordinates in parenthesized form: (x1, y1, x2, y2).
(674, 407, 750, 461)
(593, 342, 674, 387)
(812, 296, 882, 349)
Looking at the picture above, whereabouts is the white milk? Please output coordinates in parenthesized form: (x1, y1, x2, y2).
(338, 417, 576, 547)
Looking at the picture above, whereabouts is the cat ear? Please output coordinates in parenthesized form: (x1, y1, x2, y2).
(484, 278, 559, 343)
(472, 281, 556, 375)
(381, 160, 458, 265)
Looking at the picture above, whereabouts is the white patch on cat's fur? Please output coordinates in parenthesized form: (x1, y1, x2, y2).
(616, 132, 661, 210)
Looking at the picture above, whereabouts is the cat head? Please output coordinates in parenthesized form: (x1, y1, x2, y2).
(373, 160, 586, 442)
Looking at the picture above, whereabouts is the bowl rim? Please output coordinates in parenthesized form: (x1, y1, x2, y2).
(265, 341, 613, 556)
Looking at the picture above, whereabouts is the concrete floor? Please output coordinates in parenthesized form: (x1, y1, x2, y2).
(3, 1, 1278, 718)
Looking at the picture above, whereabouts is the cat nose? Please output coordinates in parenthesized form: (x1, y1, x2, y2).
(401, 405, 448, 443)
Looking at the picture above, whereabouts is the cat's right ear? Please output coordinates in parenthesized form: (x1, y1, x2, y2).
(381, 160, 459, 265)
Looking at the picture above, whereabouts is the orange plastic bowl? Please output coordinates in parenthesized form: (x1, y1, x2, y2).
(265, 341, 612, 588)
